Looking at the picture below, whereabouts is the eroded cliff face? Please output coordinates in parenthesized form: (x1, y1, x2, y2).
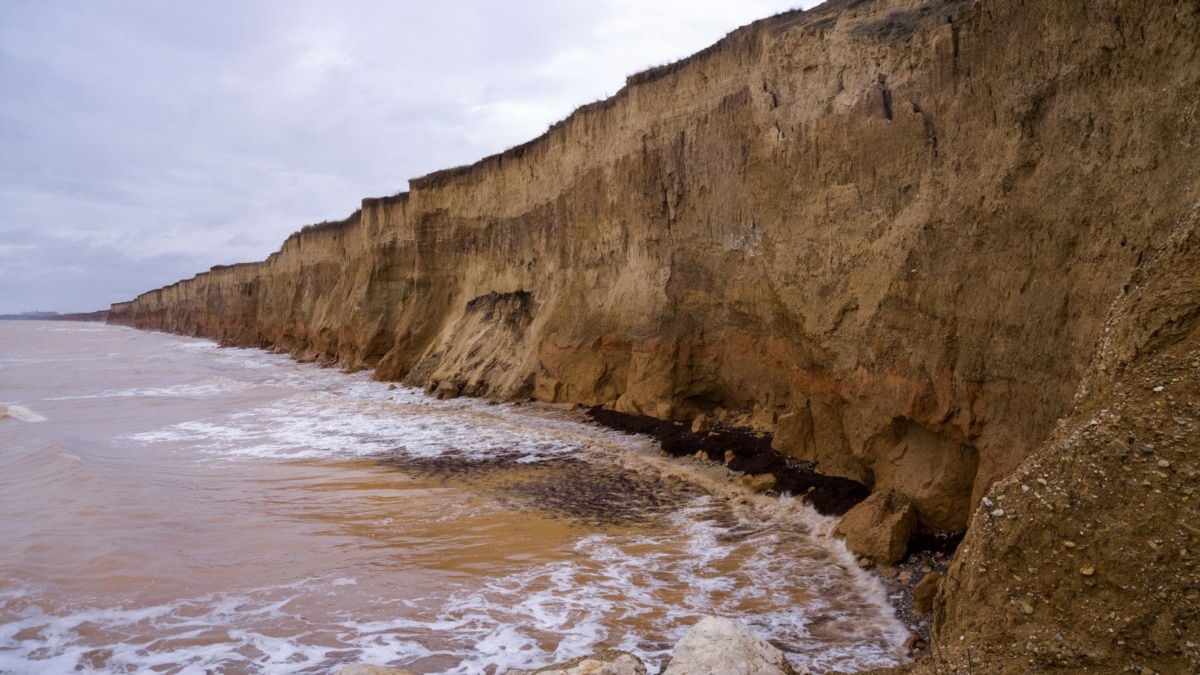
(112, 0, 1198, 621)
(900, 207, 1200, 675)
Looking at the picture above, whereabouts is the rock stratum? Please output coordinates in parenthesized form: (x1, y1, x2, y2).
(110, 0, 1200, 671)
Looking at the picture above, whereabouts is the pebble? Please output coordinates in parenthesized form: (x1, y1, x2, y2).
(858, 557, 873, 569)
(1081, 566, 1095, 576)
(1020, 602, 1034, 615)
(1158, 459, 1171, 468)
(991, 508, 1006, 517)
(898, 570, 914, 584)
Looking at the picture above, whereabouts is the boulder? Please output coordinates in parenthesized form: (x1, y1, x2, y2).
(741, 473, 778, 493)
(864, 421, 979, 531)
(663, 616, 805, 675)
(335, 665, 418, 675)
(912, 571, 943, 615)
(833, 489, 916, 565)
(508, 649, 646, 675)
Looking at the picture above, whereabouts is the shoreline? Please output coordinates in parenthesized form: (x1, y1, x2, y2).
(577, 403, 962, 661)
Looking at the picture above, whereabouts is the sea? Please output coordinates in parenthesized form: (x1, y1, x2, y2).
(0, 321, 909, 674)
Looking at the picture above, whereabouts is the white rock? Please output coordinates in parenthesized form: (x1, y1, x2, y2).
(663, 617, 805, 675)
(991, 508, 1006, 517)
(512, 649, 646, 675)
(335, 665, 418, 675)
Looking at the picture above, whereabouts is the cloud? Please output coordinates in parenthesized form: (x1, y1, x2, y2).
(0, 0, 817, 314)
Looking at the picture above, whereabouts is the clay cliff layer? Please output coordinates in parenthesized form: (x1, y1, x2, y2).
(111, 0, 1200, 668)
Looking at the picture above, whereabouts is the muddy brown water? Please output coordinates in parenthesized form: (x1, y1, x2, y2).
(0, 321, 908, 673)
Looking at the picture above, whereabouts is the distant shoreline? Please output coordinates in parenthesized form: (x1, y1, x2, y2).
(0, 311, 108, 322)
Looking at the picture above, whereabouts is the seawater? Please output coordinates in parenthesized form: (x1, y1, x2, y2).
(0, 321, 908, 674)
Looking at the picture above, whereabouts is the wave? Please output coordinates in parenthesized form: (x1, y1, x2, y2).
(45, 375, 260, 402)
(0, 403, 46, 422)
(0, 496, 907, 675)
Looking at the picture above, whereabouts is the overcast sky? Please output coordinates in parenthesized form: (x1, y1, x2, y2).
(0, 0, 819, 315)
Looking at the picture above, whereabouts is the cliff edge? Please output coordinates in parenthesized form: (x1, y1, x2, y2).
(110, 0, 1200, 670)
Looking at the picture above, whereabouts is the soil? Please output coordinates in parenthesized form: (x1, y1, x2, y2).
(885, 213, 1200, 674)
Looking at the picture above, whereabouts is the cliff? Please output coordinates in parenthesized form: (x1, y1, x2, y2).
(110, 0, 1200, 670)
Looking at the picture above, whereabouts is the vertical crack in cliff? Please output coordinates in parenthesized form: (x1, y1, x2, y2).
(879, 74, 894, 121)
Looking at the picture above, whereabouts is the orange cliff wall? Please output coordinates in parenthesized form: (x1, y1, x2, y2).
(109, 0, 1200, 532)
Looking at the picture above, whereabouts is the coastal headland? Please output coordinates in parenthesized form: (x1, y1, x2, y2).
(110, 0, 1200, 671)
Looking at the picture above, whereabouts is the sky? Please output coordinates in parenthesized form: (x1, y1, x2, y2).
(0, 0, 819, 315)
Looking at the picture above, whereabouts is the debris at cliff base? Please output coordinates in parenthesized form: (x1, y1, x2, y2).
(585, 406, 870, 516)
(904, 530, 964, 559)
(895, 212, 1200, 674)
(835, 489, 917, 565)
(582, 402, 967, 648)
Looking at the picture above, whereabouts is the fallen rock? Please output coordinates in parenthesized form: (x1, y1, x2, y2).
(903, 633, 927, 652)
(335, 665, 418, 675)
(663, 616, 805, 675)
(912, 571, 943, 614)
(692, 415, 711, 433)
(509, 649, 647, 675)
(834, 489, 916, 565)
(741, 473, 778, 493)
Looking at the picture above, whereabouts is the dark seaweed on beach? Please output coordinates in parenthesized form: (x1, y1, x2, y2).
(585, 406, 870, 517)
(377, 451, 701, 528)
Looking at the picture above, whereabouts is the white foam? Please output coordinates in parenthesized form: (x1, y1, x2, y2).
(0, 403, 46, 422)
(1, 490, 907, 674)
(122, 387, 601, 465)
(1, 333, 909, 673)
(327, 493, 906, 674)
(46, 375, 259, 401)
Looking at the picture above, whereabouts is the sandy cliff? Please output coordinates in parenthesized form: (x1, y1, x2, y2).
(111, 0, 1200, 669)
